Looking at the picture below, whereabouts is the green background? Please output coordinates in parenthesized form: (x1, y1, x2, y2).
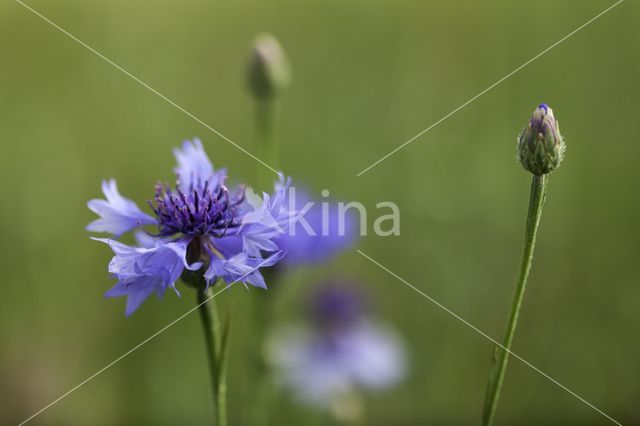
(1, 0, 639, 424)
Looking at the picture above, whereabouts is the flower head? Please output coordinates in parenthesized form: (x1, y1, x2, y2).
(87, 139, 292, 315)
(268, 282, 406, 409)
(517, 103, 565, 175)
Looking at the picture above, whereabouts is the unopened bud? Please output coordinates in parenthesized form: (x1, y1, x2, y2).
(517, 104, 565, 175)
(247, 34, 291, 100)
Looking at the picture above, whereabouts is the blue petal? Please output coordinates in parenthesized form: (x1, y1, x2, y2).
(204, 250, 285, 289)
(104, 281, 128, 297)
(173, 139, 225, 191)
(242, 232, 281, 258)
(94, 237, 200, 315)
(340, 323, 406, 390)
(212, 235, 243, 257)
(134, 230, 157, 249)
(87, 179, 157, 237)
(204, 256, 227, 285)
(104, 275, 161, 316)
(124, 276, 162, 316)
(238, 174, 294, 257)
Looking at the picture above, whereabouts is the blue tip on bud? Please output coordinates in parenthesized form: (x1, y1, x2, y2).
(247, 33, 291, 100)
(517, 104, 565, 175)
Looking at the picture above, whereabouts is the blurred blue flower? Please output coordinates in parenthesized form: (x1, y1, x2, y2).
(273, 186, 357, 267)
(87, 139, 292, 315)
(268, 283, 406, 408)
(310, 283, 365, 329)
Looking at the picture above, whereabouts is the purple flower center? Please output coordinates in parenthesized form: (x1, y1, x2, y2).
(311, 285, 364, 329)
(149, 180, 245, 237)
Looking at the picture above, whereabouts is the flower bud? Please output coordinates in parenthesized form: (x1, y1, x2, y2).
(517, 104, 565, 175)
(247, 33, 291, 100)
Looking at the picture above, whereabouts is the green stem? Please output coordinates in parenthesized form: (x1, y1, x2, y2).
(255, 98, 280, 191)
(481, 174, 547, 426)
(218, 309, 231, 426)
(250, 97, 280, 425)
(197, 286, 227, 426)
(249, 289, 275, 426)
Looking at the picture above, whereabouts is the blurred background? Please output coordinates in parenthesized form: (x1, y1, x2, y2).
(1, 0, 639, 424)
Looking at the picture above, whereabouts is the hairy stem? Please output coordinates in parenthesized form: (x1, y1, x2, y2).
(481, 174, 547, 426)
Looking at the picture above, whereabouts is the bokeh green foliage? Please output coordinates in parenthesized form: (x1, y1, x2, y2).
(1, 0, 639, 424)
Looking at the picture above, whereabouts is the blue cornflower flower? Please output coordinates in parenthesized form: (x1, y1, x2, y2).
(268, 282, 406, 408)
(87, 139, 292, 315)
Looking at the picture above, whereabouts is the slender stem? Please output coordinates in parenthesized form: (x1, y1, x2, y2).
(481, 174, 547, 426)
(197, 286, 227, 426)
(217, 309, 231, 426)
(251, 97, 280, 425)
(249, 289, 275, 426)
(255, 98, 280, 190)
